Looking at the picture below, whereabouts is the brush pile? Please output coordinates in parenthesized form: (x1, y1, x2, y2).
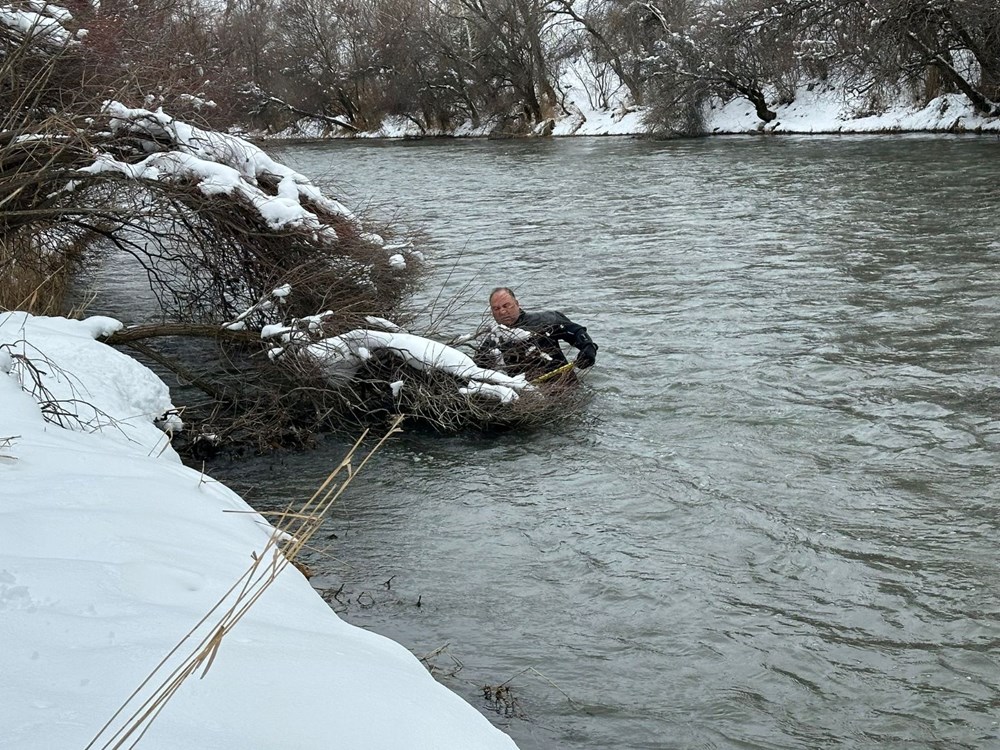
(263, 314, 589, 432)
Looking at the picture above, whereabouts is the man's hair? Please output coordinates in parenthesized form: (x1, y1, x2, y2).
(489, 286, 516, 302)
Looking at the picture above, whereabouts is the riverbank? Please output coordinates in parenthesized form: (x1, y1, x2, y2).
(0, 312, 518, 750)
(266, 83, 1000, 140)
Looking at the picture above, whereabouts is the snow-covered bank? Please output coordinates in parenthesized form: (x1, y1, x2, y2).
(702, 88, 1000, 136)
(273, 85, 1000, 139)
(486, 87, 999, 136)
(0, 312, 518, 750)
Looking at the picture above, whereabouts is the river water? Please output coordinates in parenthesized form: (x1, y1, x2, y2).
(206, 135, 1000, 749)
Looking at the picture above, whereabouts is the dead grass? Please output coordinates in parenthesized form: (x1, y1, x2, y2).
(0, 233, 73, 315)
(86, 418, 402, 750)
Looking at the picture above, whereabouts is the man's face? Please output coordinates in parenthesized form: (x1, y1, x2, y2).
(490, 290, 521, 326)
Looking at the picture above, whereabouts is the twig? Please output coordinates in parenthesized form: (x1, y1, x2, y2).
(87, 417, 403, 750)
(525, 666, 585, 711)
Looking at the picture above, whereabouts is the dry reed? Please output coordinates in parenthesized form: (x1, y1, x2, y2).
(85, 417, 402, 750)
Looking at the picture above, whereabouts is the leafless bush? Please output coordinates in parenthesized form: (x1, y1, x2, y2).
(0, 231, 72, 314)
(1, 13, 98, 314)
(0, 338, 136, 440)
(642, 74, 710, 138)
(264, 329, 592, 436)
(2, 9, 426, 454)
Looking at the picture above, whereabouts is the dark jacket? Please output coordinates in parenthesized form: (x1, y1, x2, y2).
(475, 309, 597, 378)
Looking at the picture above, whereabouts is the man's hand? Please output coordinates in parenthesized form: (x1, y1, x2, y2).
(576, 344, 597, 369)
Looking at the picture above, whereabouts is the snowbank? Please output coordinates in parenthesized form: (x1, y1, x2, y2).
(272, 82, 1000, 139)
(704, 86, 1000, 135)
(0, 312, 517, 750)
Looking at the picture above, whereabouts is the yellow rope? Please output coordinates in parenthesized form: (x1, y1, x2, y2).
(530, 361, 576, 385)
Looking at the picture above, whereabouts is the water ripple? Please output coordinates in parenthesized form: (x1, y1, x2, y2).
(209, 136, 1000, 750)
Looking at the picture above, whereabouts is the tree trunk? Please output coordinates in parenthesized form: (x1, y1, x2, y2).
(102, 323, 261, 345)
(904, 30, 998, 115)
(726, 77, 776, 122)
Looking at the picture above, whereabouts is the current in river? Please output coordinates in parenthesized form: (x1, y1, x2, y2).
(200, 135, 1000, 750)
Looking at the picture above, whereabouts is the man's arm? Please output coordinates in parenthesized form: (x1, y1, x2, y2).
(536, 311, 598, 369)
(566, 322, 597, 368)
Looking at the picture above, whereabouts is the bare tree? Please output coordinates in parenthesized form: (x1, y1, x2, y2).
(642, 0, 817, 134)
(2, 7, 425, 452)
(129, 0, 1000, 136)
(550, 0, 647, 106)
(409, 0, 505, 130)
(862, 0, 1000, 114)
(451, 0, 562, 129)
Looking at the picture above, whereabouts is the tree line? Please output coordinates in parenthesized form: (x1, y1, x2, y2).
(65, 0, 1000, 136)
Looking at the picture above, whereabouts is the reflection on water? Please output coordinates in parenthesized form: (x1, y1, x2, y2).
(203, 135, 1000, 750)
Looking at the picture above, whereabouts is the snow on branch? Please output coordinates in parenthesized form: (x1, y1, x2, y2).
(311, 330, 530, 399)
(222, 284, 292, 331)
(82, 102, 364, 234)
(0, 1, 78, 49)
(217, 286, 535, 413)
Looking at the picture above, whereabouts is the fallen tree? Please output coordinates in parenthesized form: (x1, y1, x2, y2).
(260, 314, 591, 433)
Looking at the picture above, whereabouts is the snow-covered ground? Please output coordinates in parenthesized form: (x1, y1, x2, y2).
(275, 81, 1000, 139)
(0, 312, 518, 750)
(701, 86, 1000, 136)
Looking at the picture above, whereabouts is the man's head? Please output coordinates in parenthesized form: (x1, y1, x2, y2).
(489, 287, 521, 326)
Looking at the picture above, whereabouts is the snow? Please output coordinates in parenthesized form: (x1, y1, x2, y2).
(364, 315, 405, 332)
(291, 328, 532, 402)
(80, 136, 344, 234)
(324, 74, 1000, 140)
(0, 2, 76, 47)
(704, 86, 1000, 135)
(83, 102, 370, 239)
(0, 312, 519, 750)
(459, 380, 521, 405)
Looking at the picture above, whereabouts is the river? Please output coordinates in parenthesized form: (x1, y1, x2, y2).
(206, 135, 1000, 749)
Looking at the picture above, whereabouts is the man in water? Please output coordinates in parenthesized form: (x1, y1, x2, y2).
(475, 287, 598, 378)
